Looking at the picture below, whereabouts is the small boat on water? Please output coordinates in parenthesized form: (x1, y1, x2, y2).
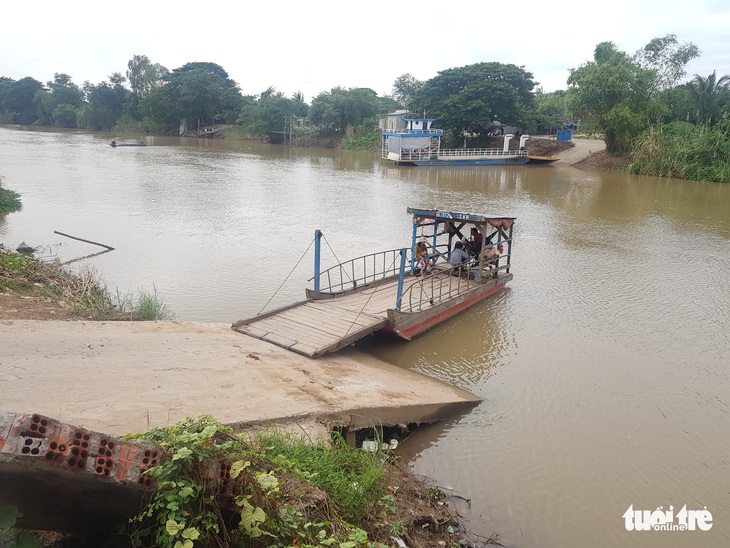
(381, 114, 530, 166)
(110, 139, 146, 147)
(526, 155, 559, 164)
(233, 208, 515, 357)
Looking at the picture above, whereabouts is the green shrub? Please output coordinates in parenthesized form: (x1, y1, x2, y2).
(0, 177, 22, 213)
(127, 416, 382, 548)
(629, 123, 730, 182)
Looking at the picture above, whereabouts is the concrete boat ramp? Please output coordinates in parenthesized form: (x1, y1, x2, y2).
(1, 319, 479, 531)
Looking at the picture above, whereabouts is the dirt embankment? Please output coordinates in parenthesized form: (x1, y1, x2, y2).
(524, 136, 630, 169)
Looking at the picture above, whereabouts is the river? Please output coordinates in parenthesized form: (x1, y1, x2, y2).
(1, 126, 728, 547)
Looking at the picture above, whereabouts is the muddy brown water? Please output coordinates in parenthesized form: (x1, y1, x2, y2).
(1, 126, 729, 547)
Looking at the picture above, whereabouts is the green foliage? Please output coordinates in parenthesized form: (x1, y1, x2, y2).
(410, 62, 536, 138)
(165, 62, 245, 126)
(629, 122, 730, 182)
(601, 103, 646, 155)
(127, 54, 169, 97)
(237, 87, 305, 136)
(0, 506, 41, 548)
(0, 178, 22, 213)
(77, 81, 132, 130)
(0, 76, 44, 124)
(534, 90, 567, 131)
(391, 73, 423, 107)
(254, 431, 385, 525)
(127, 416, 384, 547)
(0, 252, 38, 292)
(113, 117, 147, 134)
(0, 248, 172, 320)
(567, 41, 661, 154)
(685, 71, 730, 126)
(342, 117, 380, 151)
(136, 284, 173, 320)
(32, 73, 84, 127)
(657, 85, 695, 124)
(139, 86, 181, 133)
(128, 416, 235, 548)
(309, 87, 381, 133)
(111, 284, 173, 320)
(634, 34, 700, 90)
(51, 103, 79, 128)
(0, 505, 22, 529)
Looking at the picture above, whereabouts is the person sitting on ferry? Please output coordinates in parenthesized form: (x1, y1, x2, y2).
(469, 227, 483, 256)
(449, 241, 470, 269)
(414, 236, 431, 277)
(482, 243, 500, 277)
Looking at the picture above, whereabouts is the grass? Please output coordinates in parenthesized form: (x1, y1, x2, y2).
(114, 283, 173, 320)
(251, 429, 387, 525)
(629, 122, 730, 182)
(0, 248, 173, 320)
(125, 416, 388, 547)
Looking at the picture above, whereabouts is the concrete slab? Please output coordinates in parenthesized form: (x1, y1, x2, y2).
(0, 320, 480, 437)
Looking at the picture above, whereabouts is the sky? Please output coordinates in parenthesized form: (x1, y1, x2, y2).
(2, 0, 729, 102)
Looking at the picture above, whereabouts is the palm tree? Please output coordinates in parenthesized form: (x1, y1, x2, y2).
(685, 71, 730, 125)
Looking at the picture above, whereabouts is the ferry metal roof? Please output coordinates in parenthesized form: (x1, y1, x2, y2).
(407, 208, 516, 223)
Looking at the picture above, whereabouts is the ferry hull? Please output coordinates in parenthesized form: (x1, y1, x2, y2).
(385, 274, 512, 339)
(396, 157, 529, 166)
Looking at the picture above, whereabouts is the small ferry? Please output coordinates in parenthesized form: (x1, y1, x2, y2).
(233, 208, 515, 357)
(380, 113, 530, 166)
(110, 139, 146, 147)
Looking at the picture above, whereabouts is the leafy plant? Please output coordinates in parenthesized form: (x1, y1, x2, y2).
(127, 416, 383, 547)
(128, 416, 235, 547)
(0, 182, 22, 213)
(0, 506, 41, 548)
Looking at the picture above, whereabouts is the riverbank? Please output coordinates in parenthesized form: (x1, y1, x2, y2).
(1, 255, 489, 546)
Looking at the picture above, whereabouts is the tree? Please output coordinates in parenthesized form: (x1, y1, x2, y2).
(392, 73, 423, 107)
(658, 85, 695, 124)
(685, 71, 730, 125)
(77, 80, 131, 130)
(409, 62, 536, 140)
(309, 87, 380, 132)
(567, 42, 659, 154)
(164, 62, 244, 126)
(534, 90, 567, 132)
(139, 86, 179, 132)
(237, 87, 305, 135)
(34, 73, 83, 127)
(634, 34, 700, 90)
(0, 77, 43, 124)
(127, 55, 168, 96)
(52, 103, 78, 128)
(108, 72, 127, 87)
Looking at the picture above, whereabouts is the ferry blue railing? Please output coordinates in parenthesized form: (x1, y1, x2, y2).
(398, 247, 513, 313)
(313, 247, 410, 294)
(312, 231, 512, 312)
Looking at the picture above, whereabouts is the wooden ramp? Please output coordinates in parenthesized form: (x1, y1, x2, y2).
(232, 298, 390, 358)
